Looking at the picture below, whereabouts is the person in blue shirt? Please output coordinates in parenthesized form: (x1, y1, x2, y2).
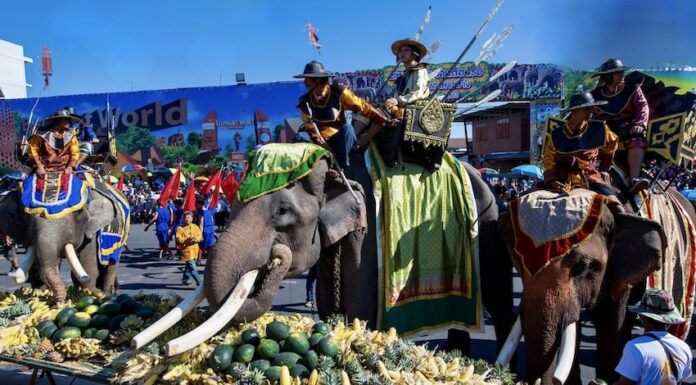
(63, 106, 99, 166)
(146, 200, 174, 259)
(169, 199, 184, 258)
(196, 197, 217, 260)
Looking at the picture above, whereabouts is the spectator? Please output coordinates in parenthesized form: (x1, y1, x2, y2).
(175, 211, 203, 286)
(305, 265, 317, 308)
(604, 289, 692, 385)
(2, 233, 18, 276)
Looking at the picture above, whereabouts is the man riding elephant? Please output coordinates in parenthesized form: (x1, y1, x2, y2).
(591, 59, 651, 194)
(27, 108, 81, 177)
(294, 60, 395, 169)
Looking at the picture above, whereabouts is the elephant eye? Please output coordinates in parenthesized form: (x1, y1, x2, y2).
(570, 258, 591, 277)
(277, 204, 291, 216)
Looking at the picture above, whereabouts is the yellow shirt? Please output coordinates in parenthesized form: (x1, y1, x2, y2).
(27, 131, 80, 171)
(176, 223, 202, 261)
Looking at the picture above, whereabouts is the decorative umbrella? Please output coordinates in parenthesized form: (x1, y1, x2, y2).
(511, 164, 543, 179)
(107, 175, 119, 183)
(121, 163, 144, 173)
(478, 168, 498, 176)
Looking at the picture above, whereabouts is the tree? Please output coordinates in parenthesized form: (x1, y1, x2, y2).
(224, 143, 234, 158)
(273, 124, 285, 142)
(187, 132, 202, 148)
(160, 145, 199, 166)
(245, 135, 257, 158)
(116, 126, 156, 155)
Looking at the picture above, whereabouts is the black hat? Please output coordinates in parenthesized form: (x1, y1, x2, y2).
(391, 38, 428, 60)
(44, 109, 81, 124)
(293, 61, 336, 78)
(560, 92, 608, 112)
(62, 106, 82, 119)
(591, 59, 632, 77)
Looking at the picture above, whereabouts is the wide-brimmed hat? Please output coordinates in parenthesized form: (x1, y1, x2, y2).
(590, 58, 633, 77)
(63, 106, 82, 119)
(560, 91, 608, 112)
(44, 109, 81, 124)
(628, 288, 685, 325)
(391, 38, 428, 60)
(293, 61, 336, 78)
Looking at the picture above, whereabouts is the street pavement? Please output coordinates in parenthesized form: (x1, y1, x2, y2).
(0, 223, 693, 384)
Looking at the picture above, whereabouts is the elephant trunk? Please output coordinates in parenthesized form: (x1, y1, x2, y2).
(521, 285, 580, 385)
(204, 210, 292, 323)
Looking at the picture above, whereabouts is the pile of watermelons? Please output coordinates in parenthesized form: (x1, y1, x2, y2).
(36, 293, 155, 344)
(209, 320, 337, 381)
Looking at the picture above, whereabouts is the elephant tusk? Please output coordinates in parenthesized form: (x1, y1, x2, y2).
(495, 316, 522, 365)
(13, 246, 34, 284)
(64, 244, 90, 283)
(165, 269, 259, 356)
(131, 284, 206, 349)
(552, 322, 577, 385)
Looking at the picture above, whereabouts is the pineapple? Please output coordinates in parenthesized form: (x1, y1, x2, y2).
(144, 342, 160, 355)
(0, 317, 9, 328)
(45, 351, 65, 363)
(36, 339, 54, 354)
(238, 368, 265, 385)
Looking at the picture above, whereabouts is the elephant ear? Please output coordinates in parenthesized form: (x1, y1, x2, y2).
(318, 177, 367, 247)
(83, 188, 117, 239)
(606, 213, 666, 301)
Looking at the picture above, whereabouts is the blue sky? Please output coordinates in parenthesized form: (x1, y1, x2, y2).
(3, 0, 695, 98)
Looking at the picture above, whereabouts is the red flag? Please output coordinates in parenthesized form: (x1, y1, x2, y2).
(220, 172, 240, 203)
(117, 174, 124, 191)
(209, 183, 221, 210)
(201, 169, 222, 195)
(306, 23, 321, 53)
(158, 165, 181, 207)
(182, 178, 197, 212)
(169, 167, 182, 199)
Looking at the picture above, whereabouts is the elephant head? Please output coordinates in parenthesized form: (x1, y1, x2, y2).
(202, 159, 365, 319)
(498, 197, 665, 384)
(0, 182, 123, 304)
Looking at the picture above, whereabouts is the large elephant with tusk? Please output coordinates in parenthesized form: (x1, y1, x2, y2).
(497, 188, 695, 384)
(132, 146, 515, 359)
(0, 178, 129, 305)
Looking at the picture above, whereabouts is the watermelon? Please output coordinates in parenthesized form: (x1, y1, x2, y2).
(234, 344, 255, 363)
(249, 359, 271, 372)
(97, 301, 121, 317)
(272, 352, 302, 367)
(265, 366, 282, 381)
(68, 312, 92, 328)
(312, 322, 330, 335)
(134, 308, 155, 319)
(83, 328, 97, 338)
(55, 307, 76, 327)
(290, 364, 310, 378)
(52, 326, 81, 341)
(316, 338, 339, 357)
(93, 329, 110, 341)
(302, 350, 319, 370)
(108, 314, 128, 331)
(209, 344, 234, 372)
(40, 323, 59, 339)
(241, 328, 261, 346)
(89, 314, 110, 329)
(75, 296, 96, 311)
(257, 339, 280, 360)
(83, 304, 99, 315)
(285, 332, 310, 354)
(266, 321, 290, 341)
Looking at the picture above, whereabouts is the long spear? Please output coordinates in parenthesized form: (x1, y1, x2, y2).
(453, 89, 503, 119)
(429, 0, 505, 100)
(455, 60, 517, 103)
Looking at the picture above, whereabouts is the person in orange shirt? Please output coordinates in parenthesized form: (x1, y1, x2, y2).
(543, 91, 618, 196)
(27, 109, 80, 176)
(175, 211, 203, 286)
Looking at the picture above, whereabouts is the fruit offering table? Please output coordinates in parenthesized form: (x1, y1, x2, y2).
(0, 354, 115, 384)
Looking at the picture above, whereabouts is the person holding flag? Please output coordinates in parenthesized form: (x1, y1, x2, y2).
(196, 195, 217, 260)
(145, 198, 174, 259)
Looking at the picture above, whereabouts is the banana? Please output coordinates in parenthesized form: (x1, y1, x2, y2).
(308, 369, 319, 385)
(341, 370, 351, 385)
(460, 365, 474, 383)
(280, 365, 292, 385)
(387, 327, 397, 338)
(376, 361, 391, 380)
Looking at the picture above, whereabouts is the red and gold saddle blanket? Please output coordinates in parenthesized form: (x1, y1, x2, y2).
(510, 189, 605, 277)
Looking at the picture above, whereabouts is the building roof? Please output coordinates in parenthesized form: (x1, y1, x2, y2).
(454, 101, 529, 121)
(254, 110, 268, 121)
(447, 138, 467, 149)
(284, 117, 304, 134)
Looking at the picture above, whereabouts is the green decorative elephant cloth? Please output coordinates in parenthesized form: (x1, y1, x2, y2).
(368, 147, 481, 335)
(237, 143, 332, 202)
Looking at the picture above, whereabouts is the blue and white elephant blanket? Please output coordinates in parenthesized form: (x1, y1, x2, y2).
(97, 183, 131, 265)
(367, 147, 481, 335)
(20, 172, 89, 219)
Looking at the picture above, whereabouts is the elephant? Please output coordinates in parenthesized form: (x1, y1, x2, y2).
(138, 147, 515, 359)
(0, 178, 129, 304)
(498, 188, 695, 384)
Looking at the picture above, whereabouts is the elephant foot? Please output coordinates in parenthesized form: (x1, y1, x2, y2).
(444, 329, 471, 355)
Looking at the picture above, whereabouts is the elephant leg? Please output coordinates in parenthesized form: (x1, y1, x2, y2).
(98, 262, 119, 296)
(339, 231, 374, 327)
(35, 242, 66, 304)
(76, 240, 99, 290)
(479, 220, 516, 355)
(593, 296, 632, 383)
(28, 262, 44, 289)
